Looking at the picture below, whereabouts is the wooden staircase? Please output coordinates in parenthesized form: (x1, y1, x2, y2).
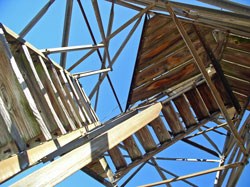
(106, 80, 233, 182)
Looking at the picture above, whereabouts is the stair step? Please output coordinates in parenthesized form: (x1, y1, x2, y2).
(185, 88, 210, 120)
(162, 102, 185, 135)
(108, 146, 127, 170)
(123, 136, 142, 161)
(197, 83, 219, 114)
(173, 95, 197, 128)
(149, 116, 171, 144)
(135, 126, 157, 152)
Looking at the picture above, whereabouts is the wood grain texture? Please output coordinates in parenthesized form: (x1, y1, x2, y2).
(185, 88, 210, 120)
(47, 63, 82, 129)
(162, 102, 185, 135)
(135, 126, 157, 152)
(15, 45, 65, 134)
(150, 116, 171, 143)
(58, 70, 87, 126)
(0, 30, 49, 142)
(173, 95, 197, 128)
(197, 83, 220, 114)
(11, 103, 162, 187)
(108, 146, 127, 170)
(123, 136, 142, 161)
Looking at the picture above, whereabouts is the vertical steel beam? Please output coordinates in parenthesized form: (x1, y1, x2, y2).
(60, 0, 73, 68)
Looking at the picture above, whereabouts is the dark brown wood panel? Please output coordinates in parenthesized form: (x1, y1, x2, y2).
(162, 102, 185, 135)
(143, 20, 178, 51)
(130, 63, 199, 104)
(85, 159, 106, 178)
(173, 95, 197, 128)
(221, 60, 250, 82)
(144, 15, 171, 37)
(140, 23, 193, 62)
(123, 136, 142, 161)
(185, 88, 210, 120)
(135, 40, 204, 87)
(225, 75, 250, 96)
(135, 126, 157, 152)
(227, 35, 250, 53)
(108, 147, 127, 170)
(143, 19, 173, 46)
(223, 48, 250, 67)
(197, 83, 220, 114)
(212, 75, 232, 106)
(149, 116, 171, 143)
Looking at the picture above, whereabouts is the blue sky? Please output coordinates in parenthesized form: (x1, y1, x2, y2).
(0, 0, 249, 186)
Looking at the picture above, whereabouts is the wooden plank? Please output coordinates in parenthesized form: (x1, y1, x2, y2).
(34, 55, 76, 131)
(185, 88, 210, 120)
(114, 111, 221, 179)
(130, 62, 199, 104)
(16, 45, 66, 135)
(223, 48, 250, 67)
(0, 114, 13, 148)
(144, 15, 171, 37)
(143, 18, 172, 46)
(65, 72, 92, 124)
(212, 75, 232, 106)
(140, 23, 193, 62)
(10, 103, 162, 187)
(98, 157, 114, 181)
(149, 116, 171, 143)
(0, 141, 18, 162)
(142, 18, 178, 50)
(173, 95, 197, 128)
(47, 63, 82, 128)
(0, 125, 88, 183)
(0, 96, 26, 152)
(226, 35, 250, 53)
(138, 30, 204, 71)
(197, 83, 220, 114)
(85, 159, 107, 178)
(220, 60, 250, 82)
(76, 80, 99, 123)
(123, 136, 142, 161)
(225, 75, 250, 96)
(57, 69, 87, 126)
(135, 39, 204, 87)
(135, 126, 157, 152)
(162, 102, 185, 135)
(0, 29, 51, 141)
(108, 146, 127, 170)
(73, 78, 99, 124)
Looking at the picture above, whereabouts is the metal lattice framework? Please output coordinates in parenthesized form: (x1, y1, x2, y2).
(0, 1, 250, 187)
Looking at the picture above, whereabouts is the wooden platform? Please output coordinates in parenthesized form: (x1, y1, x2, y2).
(127, 14, 250, 111)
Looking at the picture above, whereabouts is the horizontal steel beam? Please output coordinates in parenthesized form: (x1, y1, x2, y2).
(72, 68, 111, 79)
(40, 44, 104, 54)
